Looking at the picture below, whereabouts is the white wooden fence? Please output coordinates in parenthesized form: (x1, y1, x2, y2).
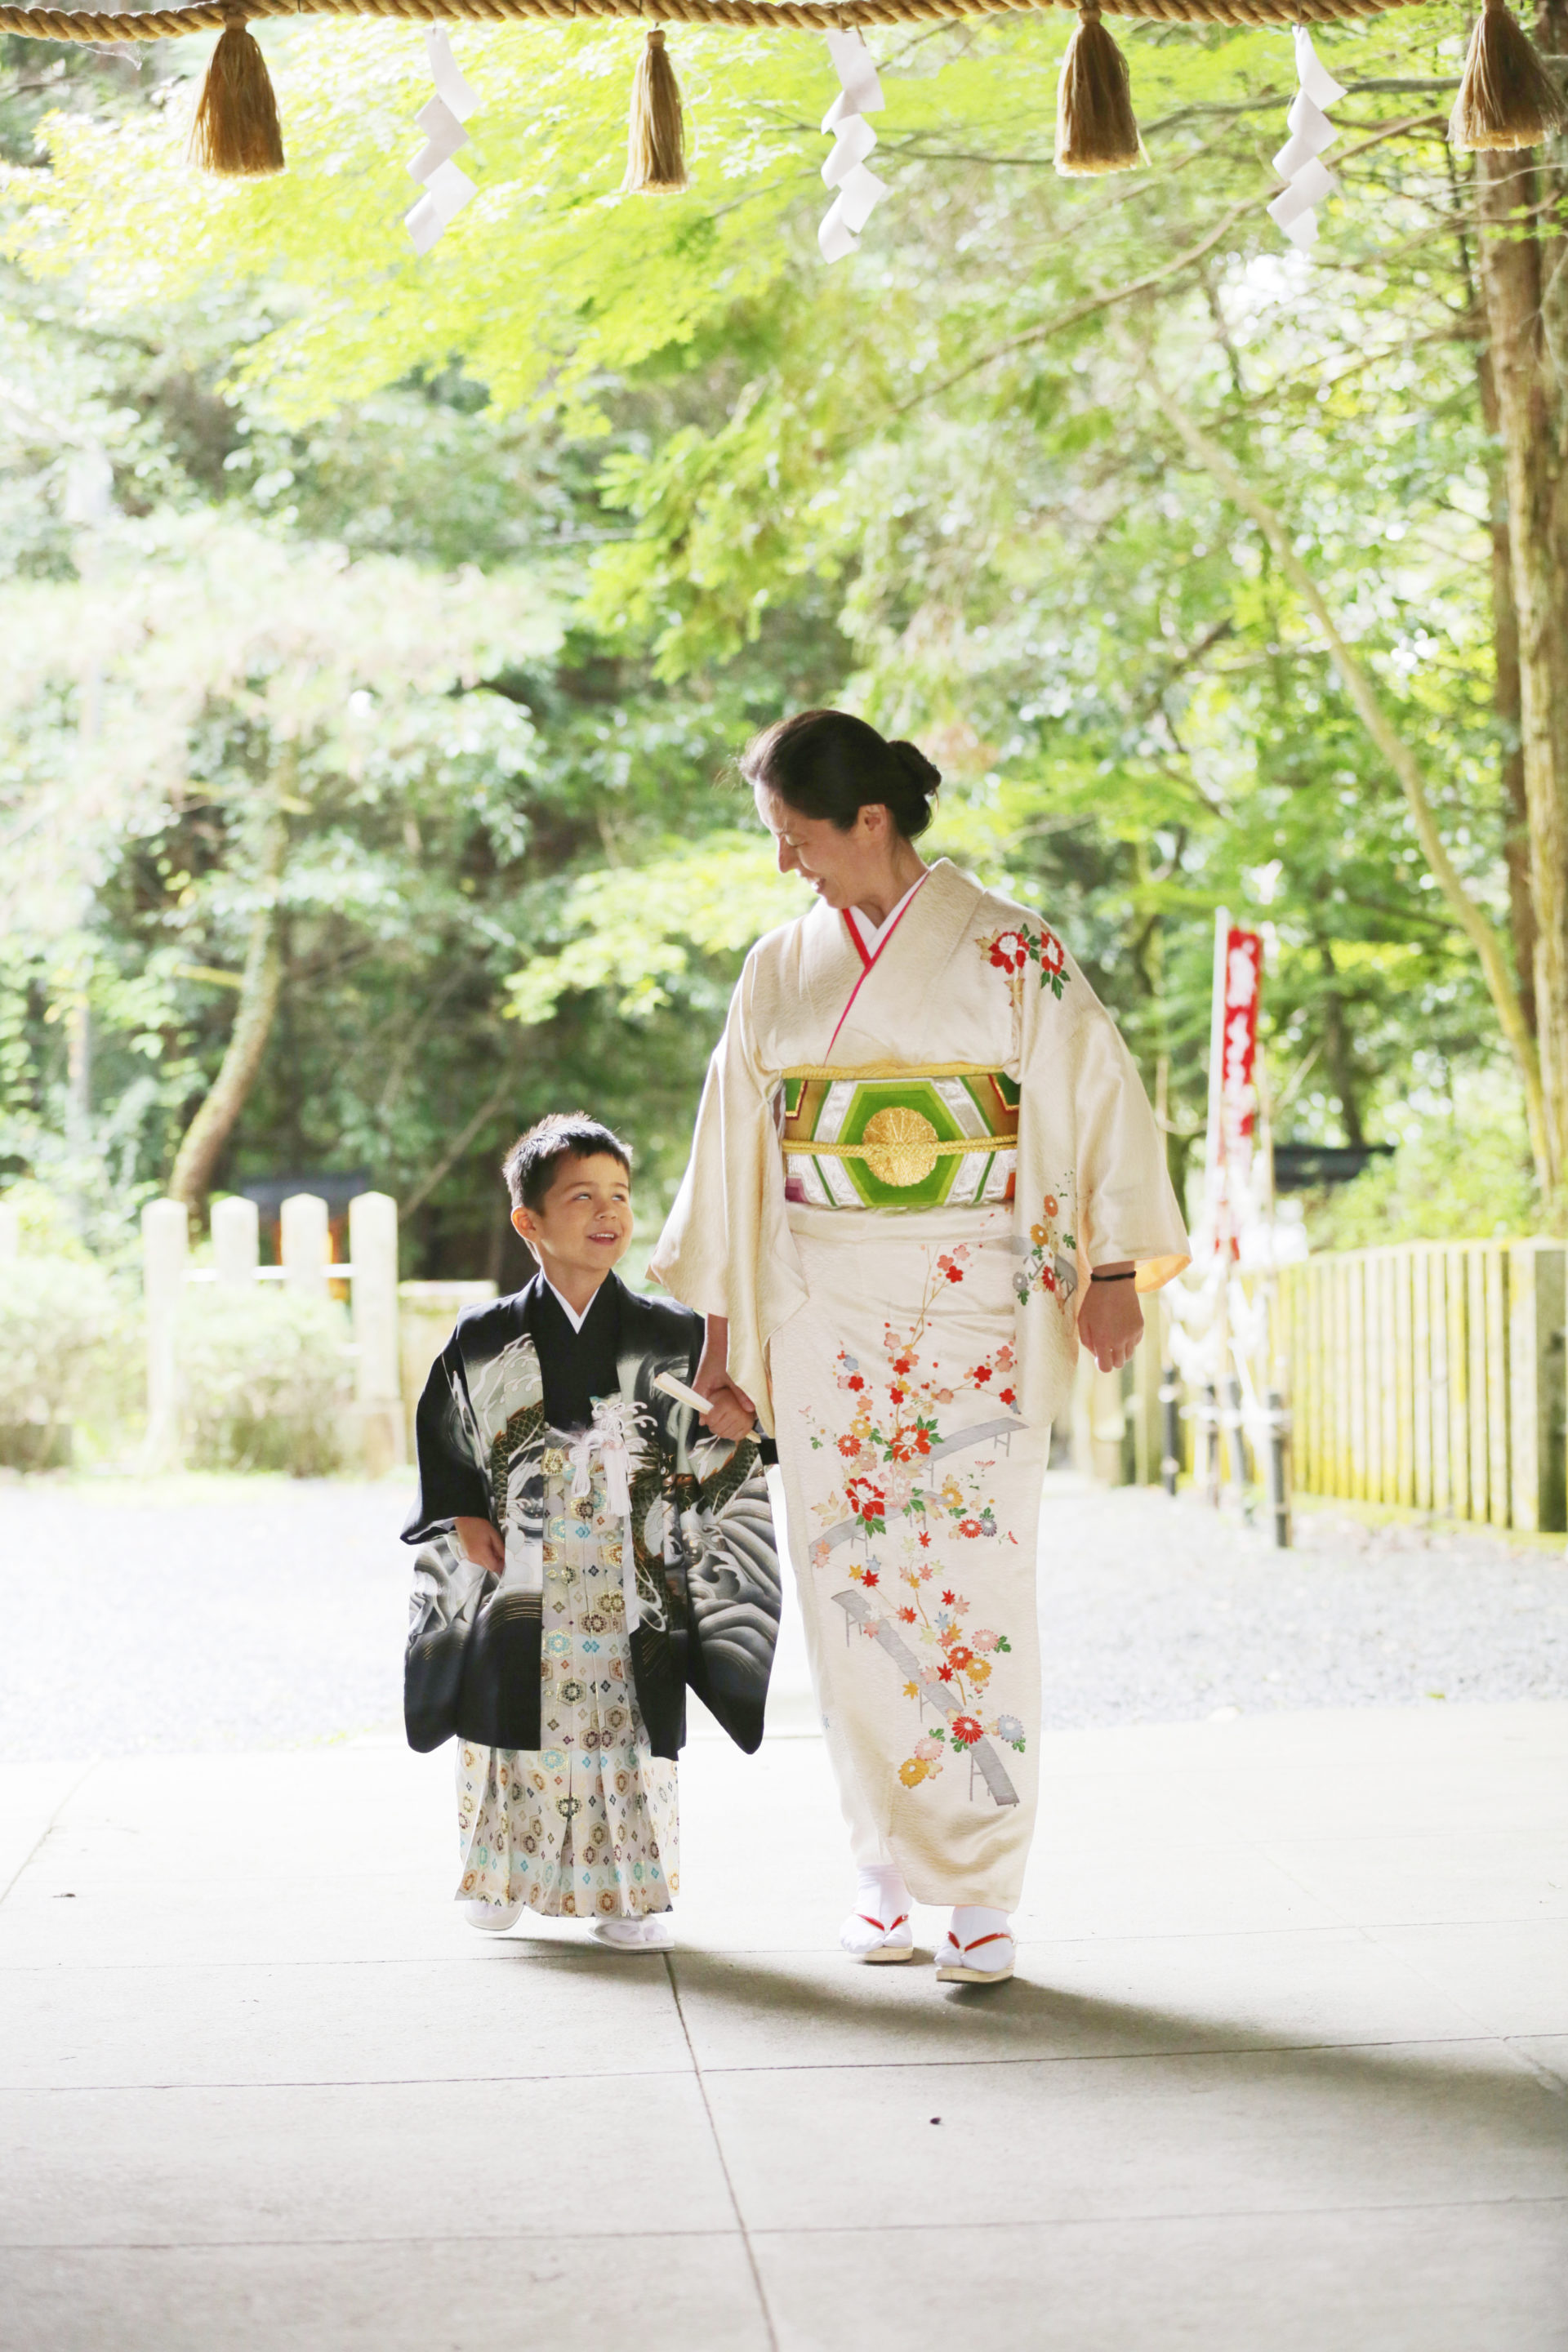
(140, 1191, 404, 1473)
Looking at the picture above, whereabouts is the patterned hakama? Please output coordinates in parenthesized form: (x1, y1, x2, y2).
(456, 1446, 678, 1920)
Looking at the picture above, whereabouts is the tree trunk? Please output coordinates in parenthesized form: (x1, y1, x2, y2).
(167, 804, 287, 1211)
(1477, 348, 1539, 1038)
(1477, 127, 1568, 1202)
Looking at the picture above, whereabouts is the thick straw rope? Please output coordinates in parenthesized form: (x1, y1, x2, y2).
(0, 0, 1438, 39)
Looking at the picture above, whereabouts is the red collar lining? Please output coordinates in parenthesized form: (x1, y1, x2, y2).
(826, 871, 929, 1058)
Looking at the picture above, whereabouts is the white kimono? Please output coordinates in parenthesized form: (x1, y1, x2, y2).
(653, 858, 1187, 1908)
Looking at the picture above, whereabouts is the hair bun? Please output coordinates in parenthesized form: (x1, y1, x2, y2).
(889, 739, 942, 795)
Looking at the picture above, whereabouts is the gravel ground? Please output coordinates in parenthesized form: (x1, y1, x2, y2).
(2, 1470, 1566, 1758)
(1038, 1479, 1568, 1727)
(0, 1474, 414, 1761)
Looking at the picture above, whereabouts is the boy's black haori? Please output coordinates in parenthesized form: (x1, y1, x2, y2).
(400, 1270, 781, 1758)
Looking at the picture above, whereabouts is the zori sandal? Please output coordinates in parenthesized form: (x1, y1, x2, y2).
(936, 1912, 1015, 1984)
(840, 1908, 915, 1963)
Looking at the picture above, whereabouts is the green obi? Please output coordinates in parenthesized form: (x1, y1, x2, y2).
(778, 1064, 1019, 1212)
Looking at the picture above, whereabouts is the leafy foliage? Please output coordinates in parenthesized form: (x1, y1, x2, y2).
(0, 0, 1544, 1275)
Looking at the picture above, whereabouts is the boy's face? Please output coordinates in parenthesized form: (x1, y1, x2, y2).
(511, 1152, 633, 1290)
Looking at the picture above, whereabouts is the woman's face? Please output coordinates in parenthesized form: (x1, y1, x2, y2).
(754, 783, 890, 909)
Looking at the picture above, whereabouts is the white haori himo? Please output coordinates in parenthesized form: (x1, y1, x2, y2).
(652, 856, 1188, 1908)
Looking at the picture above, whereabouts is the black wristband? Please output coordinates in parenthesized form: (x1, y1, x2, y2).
(1089, 1268, 1137, 1283)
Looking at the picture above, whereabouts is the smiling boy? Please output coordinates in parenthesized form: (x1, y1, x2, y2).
(402, 1113, 781, 1950)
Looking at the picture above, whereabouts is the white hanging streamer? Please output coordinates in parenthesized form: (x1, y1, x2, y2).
(405, 27, 479, 256)
(1266, 28, 1347, 253)
(818, 29, 889, 265)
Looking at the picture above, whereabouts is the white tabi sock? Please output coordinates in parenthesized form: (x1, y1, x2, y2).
(593, 1913, 675, 1952)
(840, 1864, 915, 1960)
(940, 1904, 1015, 1980)
(459, 1897, 525, 1934)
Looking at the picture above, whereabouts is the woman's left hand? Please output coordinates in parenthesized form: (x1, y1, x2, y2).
(1076, 1263, 1143, 1373)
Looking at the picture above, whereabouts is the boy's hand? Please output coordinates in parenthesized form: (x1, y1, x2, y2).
(455, 1517, 506, 1575)
(1076, 1263, 1143, 1374)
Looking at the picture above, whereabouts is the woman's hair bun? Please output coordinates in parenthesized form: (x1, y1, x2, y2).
(888, 739, 942, 796)
(738, 710, 942, 842)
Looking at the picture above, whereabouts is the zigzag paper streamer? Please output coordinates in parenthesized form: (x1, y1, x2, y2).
(1267, 27, 1346, 252)
(405, 26, 479, 256)
(818, 29, 888, 265)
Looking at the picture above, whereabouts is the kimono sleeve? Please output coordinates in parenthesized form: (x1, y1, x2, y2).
(679, 1435, 782, 1755)
(1065, 997, 1190, 1292)
(401, 1330, 493, 1545)
(649, 948, 805, 1431)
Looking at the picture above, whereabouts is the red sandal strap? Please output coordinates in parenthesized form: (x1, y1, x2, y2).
(962, 1931, 1011, 1955)
(858, 1913, 909, 1934)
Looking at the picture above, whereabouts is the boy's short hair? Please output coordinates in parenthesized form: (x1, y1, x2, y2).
(502, 1114, 632, 1213)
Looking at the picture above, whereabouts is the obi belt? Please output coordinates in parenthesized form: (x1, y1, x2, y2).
(778, 1064, 1018, 1212)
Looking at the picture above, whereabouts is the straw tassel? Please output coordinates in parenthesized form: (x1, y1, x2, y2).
(1448, 0, 1566, 150)
(623, 25, 688, 192)
(1055, 0, 1143, 177)
(188, 6, 284, 177)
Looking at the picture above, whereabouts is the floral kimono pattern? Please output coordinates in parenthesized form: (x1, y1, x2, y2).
(653, 858, 1187, 1912)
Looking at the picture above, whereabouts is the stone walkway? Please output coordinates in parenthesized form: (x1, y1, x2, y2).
(2, 1473, 1566, 2345)
(2, 1704, 1566, 2348)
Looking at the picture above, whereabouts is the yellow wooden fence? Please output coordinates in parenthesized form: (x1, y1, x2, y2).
(1276, 1241, 1567, 1533)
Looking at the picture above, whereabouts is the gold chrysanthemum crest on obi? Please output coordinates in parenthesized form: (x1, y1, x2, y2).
(779, 1063, 1018, 1211)
(978, 921, 1071, 1005)
(799, 1244, 1029, 1811)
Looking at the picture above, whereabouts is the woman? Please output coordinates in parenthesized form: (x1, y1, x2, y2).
(651, 710, 1187, 1984)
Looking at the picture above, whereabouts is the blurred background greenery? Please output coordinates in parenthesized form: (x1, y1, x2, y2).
(0, 0, 1546, 1366)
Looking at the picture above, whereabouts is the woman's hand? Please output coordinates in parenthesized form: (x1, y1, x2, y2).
(695, 1313, 757, 1441)
(454, 1516, 506, 1575)
(1076, 1263, 1144, 1374)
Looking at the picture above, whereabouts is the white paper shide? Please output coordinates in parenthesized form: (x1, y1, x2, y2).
(406, 27, 479, 256)
(819, 29, 889, 264)
(1267, 28, 1347, 252)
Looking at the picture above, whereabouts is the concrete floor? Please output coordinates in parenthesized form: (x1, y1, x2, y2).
(2, 1700, 1566, 2350)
